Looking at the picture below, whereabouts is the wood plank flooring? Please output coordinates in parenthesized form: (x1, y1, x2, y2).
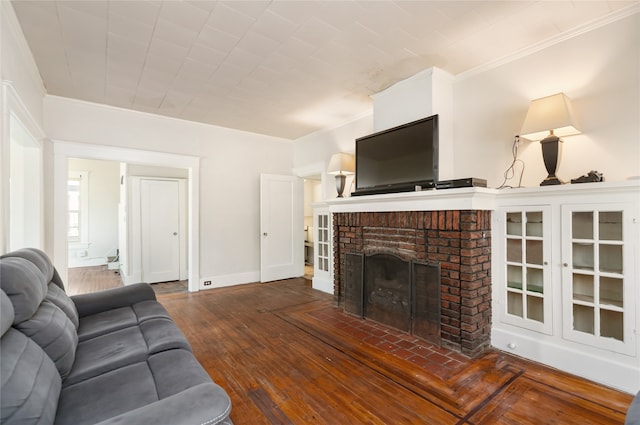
(157, 278, 634, 425)
(67, 265, 187, 295)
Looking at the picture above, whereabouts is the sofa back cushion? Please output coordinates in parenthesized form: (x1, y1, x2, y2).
(16, 300, 78, 379)
(0, 257, 48, 323)
(0, 248, 65, 290)
(1, 289, 13, 336)
(1, 291, 62, 425)
(0, 248, 78, 327)
(0, 257, 78, 379)
(46, 282, 79, 329)
(1, 328, 62, 425)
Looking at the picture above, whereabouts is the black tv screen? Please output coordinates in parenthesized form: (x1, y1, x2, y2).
(354, 114, 438, 196)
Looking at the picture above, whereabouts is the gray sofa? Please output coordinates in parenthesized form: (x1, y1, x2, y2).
(628, 391, 640, 425)
(0, 248, 233, 425)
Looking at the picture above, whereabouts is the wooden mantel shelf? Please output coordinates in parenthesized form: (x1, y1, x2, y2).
(326, 180, 640, 214)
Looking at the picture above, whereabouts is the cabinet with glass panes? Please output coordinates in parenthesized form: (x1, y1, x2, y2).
(315, 212, 331, 273)
(502, 207, 552, 334)
(562, 205, 631, 354)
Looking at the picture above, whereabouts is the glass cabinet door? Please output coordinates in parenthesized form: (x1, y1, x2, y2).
(562, 204, 633, 355)
(315, 213, 331, 274)
(503, 207, 552, 334)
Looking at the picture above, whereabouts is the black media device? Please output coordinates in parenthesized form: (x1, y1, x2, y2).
(436, 178, 487, 189)
(353, 114, 438, 196)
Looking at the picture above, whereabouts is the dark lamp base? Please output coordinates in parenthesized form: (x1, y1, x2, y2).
(540, 176, 565, 186)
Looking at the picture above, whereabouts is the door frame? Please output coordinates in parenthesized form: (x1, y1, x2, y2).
(52, 141, 200, 292)
(294, 161, 330, 288)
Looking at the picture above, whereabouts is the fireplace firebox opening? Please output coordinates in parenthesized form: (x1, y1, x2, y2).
(344, 252, 441, 345)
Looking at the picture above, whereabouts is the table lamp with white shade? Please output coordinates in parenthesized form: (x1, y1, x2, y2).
(327, 153, 355, 197)
(520, 93, 581, 186)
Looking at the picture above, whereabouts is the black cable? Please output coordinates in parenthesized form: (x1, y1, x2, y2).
(497, 135, 525, 189)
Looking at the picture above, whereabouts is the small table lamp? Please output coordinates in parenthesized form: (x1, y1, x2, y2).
(327, 153, 355, 197)
(520, 93, 581, 186)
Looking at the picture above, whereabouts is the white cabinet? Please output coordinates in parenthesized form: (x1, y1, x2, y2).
(492, 182, 639, 393)
(561, 204, 634, 355)
(311, 204, 333, 294)
(502, 207, 552, 334)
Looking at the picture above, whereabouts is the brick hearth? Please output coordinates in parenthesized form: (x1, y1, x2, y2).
(333, 210, 492, 357)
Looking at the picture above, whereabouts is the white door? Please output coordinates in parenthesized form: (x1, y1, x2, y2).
(141, 179, 180, 283)
(260, 174, 303, 282)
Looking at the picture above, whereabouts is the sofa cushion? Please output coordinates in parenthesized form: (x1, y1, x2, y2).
(46, 283, 79, 330)
(77, 306, 137, 341)
(139, 317, 192, 353)
(77, 300, 171, 342)
(66, 317, 192, 386)
(15, 300, 78, 379)
(0, 257, 48, 324)
(627, 391, 640, 425)
(64, 326, 148, 386)
(56, 349, 232, 425)
(1, 328, 62, 425)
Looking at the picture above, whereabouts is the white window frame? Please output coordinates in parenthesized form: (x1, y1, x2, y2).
(68, 171, 89, 245)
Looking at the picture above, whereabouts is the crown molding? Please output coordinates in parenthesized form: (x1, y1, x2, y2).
(455, 4, 640, 82)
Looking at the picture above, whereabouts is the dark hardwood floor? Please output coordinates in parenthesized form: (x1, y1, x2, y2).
(156, 278, 634, 425)
(67, 265, 187, 295)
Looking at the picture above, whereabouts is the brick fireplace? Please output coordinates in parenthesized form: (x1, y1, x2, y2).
(333, 210, 492, 357)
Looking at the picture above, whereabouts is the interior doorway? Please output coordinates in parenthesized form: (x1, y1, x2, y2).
(54, 142, 199, 293)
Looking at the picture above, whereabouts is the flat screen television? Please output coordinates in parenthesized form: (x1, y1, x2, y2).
(353, 114, 438, 196)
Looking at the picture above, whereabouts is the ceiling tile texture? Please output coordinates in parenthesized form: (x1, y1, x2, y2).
(10, 0, 637, 139)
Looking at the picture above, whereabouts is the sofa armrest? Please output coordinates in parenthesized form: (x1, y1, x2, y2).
(92, 383, 233, 425)
(627, 391, 640, 425)
(71, 283, 157, 317)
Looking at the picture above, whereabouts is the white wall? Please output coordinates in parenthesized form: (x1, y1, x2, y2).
(294, 114, 373, 199)
(454, 13, 640, 188)
(294, 13, 640, 190)
(67, 158, 120, 267)
(45, 96, 294, 286)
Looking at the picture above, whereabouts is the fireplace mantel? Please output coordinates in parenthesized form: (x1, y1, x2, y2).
(326, 181, 640, 213)
(327, 187, 498, 213)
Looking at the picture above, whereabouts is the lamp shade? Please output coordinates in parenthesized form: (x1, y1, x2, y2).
(520, 93, 581, 141)
(327, 153, 355, 175)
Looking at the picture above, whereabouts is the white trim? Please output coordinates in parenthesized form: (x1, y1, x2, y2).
(52, 141, 201, 292)
(1, 82, 45, 253)
(200, 271, 260, 289)
(2, 82, 45, 140)
(67, 170, 89, 244)
(294, 161, 328, 200)
(492, 327, 638, 394)
(455, 4, 640, 82)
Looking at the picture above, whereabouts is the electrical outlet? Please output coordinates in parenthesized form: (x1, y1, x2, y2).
(203, 280, 212, 286)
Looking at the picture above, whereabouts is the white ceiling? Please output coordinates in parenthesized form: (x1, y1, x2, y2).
(10, 0, 637, 139)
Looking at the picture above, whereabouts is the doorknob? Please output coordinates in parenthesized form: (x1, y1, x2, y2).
(173, 232, 178, 235)
(263, 232, 268, 236)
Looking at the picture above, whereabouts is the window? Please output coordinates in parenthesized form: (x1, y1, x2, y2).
(68, 171, 88, 243)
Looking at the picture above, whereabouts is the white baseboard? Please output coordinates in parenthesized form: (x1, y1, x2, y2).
(68, 257, 108, 268)
(492, 327, 639, 394)
(200, 271, 260, 290)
